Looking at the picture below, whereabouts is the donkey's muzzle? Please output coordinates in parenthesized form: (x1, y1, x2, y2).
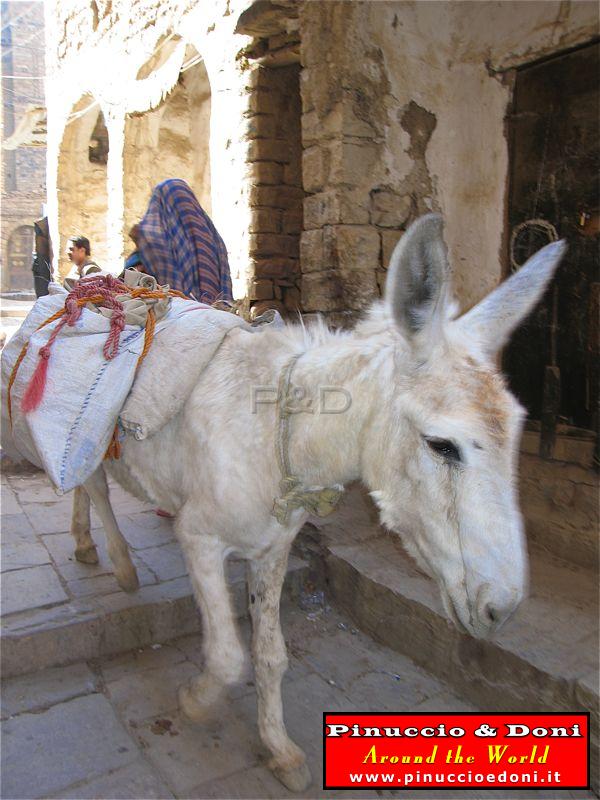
(473, 582, 521, 637)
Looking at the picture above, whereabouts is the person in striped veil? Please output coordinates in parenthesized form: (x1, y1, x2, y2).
(136, 179, 233, 304)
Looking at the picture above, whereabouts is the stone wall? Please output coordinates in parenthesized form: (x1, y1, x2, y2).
(245, 63, 303, 318)
(298, 0, 598, 322)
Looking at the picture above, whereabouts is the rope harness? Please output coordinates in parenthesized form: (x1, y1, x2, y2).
(7, 274, 191, 460)
(272, 353, 343, 525)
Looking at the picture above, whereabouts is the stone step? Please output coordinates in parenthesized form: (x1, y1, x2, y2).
(307, 486, 599, 790)
(518, 450, 598, 572)
(1, 555, 308, 679)
(0, 298, 34, 319)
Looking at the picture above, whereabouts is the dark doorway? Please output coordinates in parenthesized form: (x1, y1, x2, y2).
(505, 42, 599, 437)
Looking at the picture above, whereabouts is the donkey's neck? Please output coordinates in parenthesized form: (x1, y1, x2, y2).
(280, 330, 395, 489)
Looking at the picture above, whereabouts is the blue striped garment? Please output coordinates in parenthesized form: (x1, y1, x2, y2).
(137, 179, 233, 303)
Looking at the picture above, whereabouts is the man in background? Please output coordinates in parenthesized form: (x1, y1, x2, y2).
(64, 235, 102, 289)
(32, 217, 53, 298)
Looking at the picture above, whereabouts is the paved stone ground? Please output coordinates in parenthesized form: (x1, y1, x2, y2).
(1, 470, 594, 799)
(1, 602, 593, 800)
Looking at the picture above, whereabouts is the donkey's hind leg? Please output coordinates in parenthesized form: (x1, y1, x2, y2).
(83, 467, 139, 592)
(177, 513, 247, 721)
(71, 485, 99, 564)
(248, 544, 311, 792)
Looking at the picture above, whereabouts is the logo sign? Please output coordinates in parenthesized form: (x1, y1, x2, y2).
(323, 712, 589, 790)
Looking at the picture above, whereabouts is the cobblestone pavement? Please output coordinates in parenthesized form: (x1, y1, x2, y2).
(1, 468, 173, 616)
(0, 603, 592, 800)
(1, 471, 594, 799)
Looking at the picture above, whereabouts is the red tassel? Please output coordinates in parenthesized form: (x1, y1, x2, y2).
(21, 347, 51, 413)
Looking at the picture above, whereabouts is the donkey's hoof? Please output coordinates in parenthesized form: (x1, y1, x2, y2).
(74, 545, 99, 565)
(178, 681, 220, 723)
(271, 760, 311, 792)
(115, 564, 139, 593)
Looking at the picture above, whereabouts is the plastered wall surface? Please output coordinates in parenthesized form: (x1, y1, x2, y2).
(299, 0, 598, 315)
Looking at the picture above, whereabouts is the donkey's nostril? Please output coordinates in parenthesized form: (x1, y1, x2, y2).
(484, 603, 499, 624)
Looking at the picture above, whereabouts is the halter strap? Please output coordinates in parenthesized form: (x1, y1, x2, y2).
(272, 353, 343, 526)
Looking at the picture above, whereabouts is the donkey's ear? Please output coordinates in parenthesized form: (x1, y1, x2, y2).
(456, 240, 567, 359)
(385, 214, 449, 339)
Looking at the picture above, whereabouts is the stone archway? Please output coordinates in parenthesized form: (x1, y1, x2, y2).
(56, 95, 109, 279)
(122, 45, 211, 255)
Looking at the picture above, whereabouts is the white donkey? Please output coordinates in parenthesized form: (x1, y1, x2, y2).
(66, 215, 564, 791)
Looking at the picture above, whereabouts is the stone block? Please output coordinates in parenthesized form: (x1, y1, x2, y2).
(338, 268, 379, 311)
(381, 228, 403, 267)
(251, 160, 283, 185)
(66, 560, 156, 597)
(249, 208, 281, 233)
(370, 190, 412, 228)
(248, 279, 273, 301)
(283, 286, 301, 312)
(0, 694, 138, 800)
(1, 536, 50, 572)
(1, 483, 21, 514)
(243, 114, 277, 140)
(244, 67, 276, 91)
(332, 225, 380, 271)
(253, 257, 298, 279)
(246, 88, 279, 115)
(283, 158, 302, 187)
(22, 502, 92, 535)
(303, 191, 338, 229)
(282, 207, 303, 235)
(55, 759, 174, 800)
(249, 233, 299, 258)
(304, 190, 370, 229)
(1, 564, 68, 616)
(246, 138, 290, 164)
(100, 641, 188, 684)
(330, 140, 380, 187)
(2, 511, 36, 539)
(301, 270, 344, 313)
(302, 145, 327, 193)
(8, 473, 62, 504)
(299, 228, 323, 270)
(118, 511, 175, 549)
(1, 662, 99, 719)
(135, 542, 187, 583)
(249, 184, 304, 208)
(104, 659, 198, 723)
(135, 708, 258, 795)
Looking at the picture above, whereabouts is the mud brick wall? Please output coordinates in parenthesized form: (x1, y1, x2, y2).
(245, 63, 303, 319)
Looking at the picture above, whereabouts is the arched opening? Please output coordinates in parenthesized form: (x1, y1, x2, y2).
(56, 95, 109, 279)
(3, 225, 34, 292)
(123, 45, 211, 253)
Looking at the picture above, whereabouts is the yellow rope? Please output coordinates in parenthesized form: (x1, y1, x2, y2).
(9, 287, 192, 457)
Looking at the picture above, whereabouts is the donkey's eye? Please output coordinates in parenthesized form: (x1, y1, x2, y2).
(425, 437, 461, 463)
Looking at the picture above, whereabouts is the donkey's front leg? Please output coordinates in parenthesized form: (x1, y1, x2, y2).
(177, 520, 246, 721)
(70, 485, 99, 564)
(83, 467, 139, 592)
(248, 546, 311, 793)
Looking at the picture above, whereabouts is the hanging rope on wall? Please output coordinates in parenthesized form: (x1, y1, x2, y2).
(510, 218, 559, 273)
